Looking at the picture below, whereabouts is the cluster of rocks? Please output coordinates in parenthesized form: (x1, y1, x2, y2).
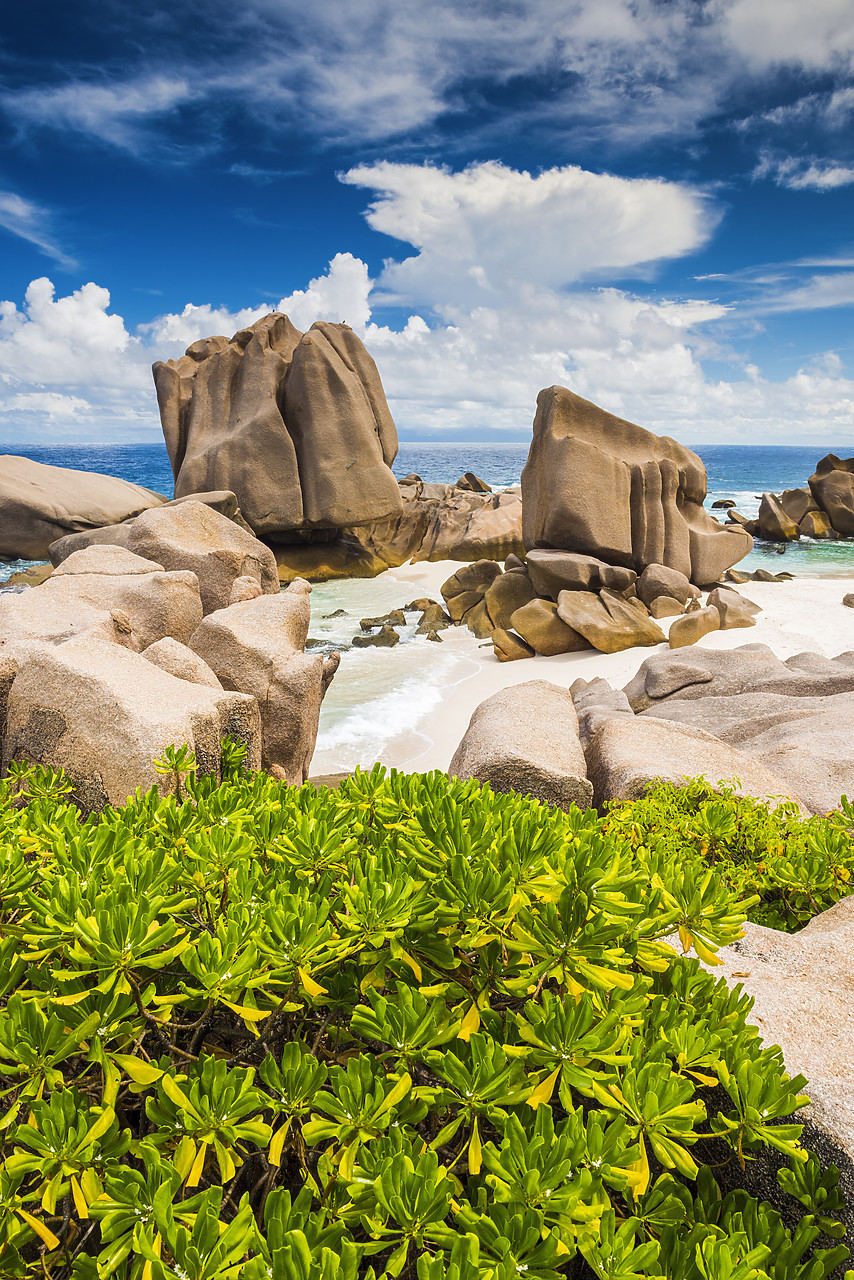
(0, 501, 338, 809)
(720, 452, 854, 542)
(349, 600, 450, 649)
(441, 553, 761, 661)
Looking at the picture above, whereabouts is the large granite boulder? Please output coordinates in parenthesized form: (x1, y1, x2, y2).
(556, 588, 665, 653)
(509, 598, 589, 656)
(153, 314, 402, 538)
(0, 455, 167, 560)
(141, 637, 223, 688)
(521, 386, 751, 583)
(440, 561, 503, 636)
(47, 491, 255, 566)
(449, 680, 593, 811)
(526, 549, 637, 599)
(1, 635, 261, 810)
(35, 562, 203, 651)
(571, 678, 802, 810)
(188, 580, 336, 784)
(757, 493, 800, 542)
(126, 500, 279, 615)
(809, 454, 854, 536)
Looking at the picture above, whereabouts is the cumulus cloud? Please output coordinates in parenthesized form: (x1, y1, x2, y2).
(343, 161, 718, 308)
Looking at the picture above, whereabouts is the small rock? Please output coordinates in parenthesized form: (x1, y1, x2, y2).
(228, 575, 264, 605)
(492, 628, 535, 662)
(669, 605, 721, 648)
(844, 593, 854, 608)
(636, 563, 700, 608)
(724, 568, 752, 583)
(361, 609, 406, 631)
(455, 471, 492, 493)
(711, 499, 736, 509)
(425, 629, 443, 643)
(648, 595, 684, 620)
(323, 608, 347, 619)
(707, 586, 760, 630)
(352, 625, 400, 648)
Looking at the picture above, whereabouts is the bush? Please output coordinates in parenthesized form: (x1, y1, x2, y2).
(605, 778, 854, 932)
(0, 757, 850, 1279)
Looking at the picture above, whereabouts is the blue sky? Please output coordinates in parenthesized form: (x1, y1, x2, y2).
(1, 0, 853, 445)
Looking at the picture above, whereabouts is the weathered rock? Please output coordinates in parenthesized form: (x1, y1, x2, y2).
(699, 897, 854, 1241)
(636, 563, 699, 608)
(2, 565, 203, 652)
(753, 568, 792, 582)
(521, 386, 751, 581)
(706, 586, 760, 630)
(272, 536, 389, 584)
(455, 472, 492, 493)
(0, 455, 167, 560)
(415, 603, 451, 633)
(141, 637, 222, 688)
(188, 582, 330, 783)
(482, 570, 537, 631)
(799, 510, 837, 539)
(668, 605, 721, 648)
(711, 498, 736, 509)
(449, 680, 593, 811)
(648, 595, 685, 620)
(580, 706, 802, 811)
(352, 625, 400, 648)
(724, 568, 752, 583)
(361, 610, 406, 631)
(845, 593, 854, 608)
(809, 454, 854, 536)
(492, 628, 535, 662)
(441, 561, 503, 625)
(526, 549, 604, 597)
(127, 500, 279, 615)
(504, 553, 526, 571)
(624, 644, 854, 711)
(228, 575, 263, 604)
(47, 491, 254, 566)
(778, 487, 819, 525)
(0, 562, 53, 588)
(52, 546, 164, 577)
(556, 588, 665, 654)
(725, 510, 752, 528)
(758, 493, 800, 541)
(154, 314, 402, 538)
(509, 598, 589, 656)
(1, 635, 260, 809)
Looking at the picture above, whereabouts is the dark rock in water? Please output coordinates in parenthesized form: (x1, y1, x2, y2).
(416, 603, 450, 633)
(405, 597, 439, 612)
(758, 493, 799, 542)
(399, 473, 422, 485)
(799, 510, 837, 539)
(323, 608, 347, 619)
(521, 385, 752, 583)
(711, 498, 736, 509)
(0, 563, 53, 588)
(424, 628, 443, 643)
(360, 609, 406, 631)
(455, 471, 492, 493)
(352, 624, 400, 648)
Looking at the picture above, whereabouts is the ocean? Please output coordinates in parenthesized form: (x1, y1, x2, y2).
(3, 440, 853, 773)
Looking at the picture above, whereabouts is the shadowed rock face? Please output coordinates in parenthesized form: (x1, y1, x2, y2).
(152, 313, 402, 539)
(521, 386, 751, 583)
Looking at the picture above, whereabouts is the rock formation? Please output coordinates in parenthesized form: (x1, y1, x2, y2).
(741, 453, 854, 542)
(522, 386, 751, 583)
(0, 455, 167, 560)
(152, 314, 403, 539)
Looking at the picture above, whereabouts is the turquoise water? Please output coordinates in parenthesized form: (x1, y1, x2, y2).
(2, 440, 853, 577)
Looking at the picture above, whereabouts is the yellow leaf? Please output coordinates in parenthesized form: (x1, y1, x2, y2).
(298, 968, 328, 998)
(468, 1118, 482, 1175)
(339, 1136, 360, 1180)
(458, 1003, 480, 1042)
(17, 1210, 60, 1252)
(268, 1121, 290, 1167)
(70, 1174, 89, 1220)
(397, 949, 422, 982)
(221, 999, 271, 1023)
(173, 1136, 196, 1182)
(112, 1054, 164, 1085)
(677, 924, 693, 955)
(691, 934, 723, 966)
(527, 1066, 561, 1110)
(80, 1169, 102, 1205)
(625, 1134, 650, 1198)
(187, 1138, 208, 1188)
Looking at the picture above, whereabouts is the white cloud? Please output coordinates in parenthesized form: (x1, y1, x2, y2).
(754, 153, 854, 190)
(0, 191, 75, 268)
(4, 76, 194, 151)
(722, 0, 854, 71)
(342, 161, 718, 308)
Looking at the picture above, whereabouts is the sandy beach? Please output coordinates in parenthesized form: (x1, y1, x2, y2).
(310, 559, 854, 777)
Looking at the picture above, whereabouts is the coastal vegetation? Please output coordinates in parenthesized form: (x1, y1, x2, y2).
(0, 754, 851, 1279)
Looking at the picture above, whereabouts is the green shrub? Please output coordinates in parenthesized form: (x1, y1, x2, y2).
(0, 758, 850, 1279)
(605, 778, 854, 932)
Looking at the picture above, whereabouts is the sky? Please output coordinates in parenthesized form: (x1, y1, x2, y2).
(0, 0, 853, 447)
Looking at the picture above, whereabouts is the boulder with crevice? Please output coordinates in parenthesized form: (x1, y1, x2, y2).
(521, 386, 751, 582)
(668, 604, 721, 649)
(449, 680, 593, 811)
(556, 588, 665, 654)
(188, 580, 335, 784)
(1, 635, 261, 810)
(509, 598, 589, 656)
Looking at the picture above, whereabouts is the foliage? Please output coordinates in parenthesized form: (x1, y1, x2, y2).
(0, 756, 850, 1280)
(605, 778, 854, 932)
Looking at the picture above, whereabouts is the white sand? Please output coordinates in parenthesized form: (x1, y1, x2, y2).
(364, 560, 854, 775)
